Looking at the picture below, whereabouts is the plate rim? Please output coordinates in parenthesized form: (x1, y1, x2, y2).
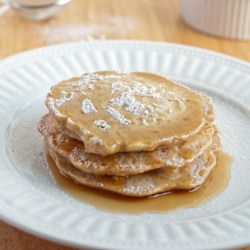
(0, 40, 249, 70)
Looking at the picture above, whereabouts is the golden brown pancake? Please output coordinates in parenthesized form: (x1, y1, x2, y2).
(46, 71, 213, 156)
(38, 113, 218, 176)
(47, 142, 220, 197)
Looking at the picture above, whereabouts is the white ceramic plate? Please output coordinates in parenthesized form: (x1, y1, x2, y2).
(0, 41, 250, 250)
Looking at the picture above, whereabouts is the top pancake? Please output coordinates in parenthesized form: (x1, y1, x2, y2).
(46, 71, 210, 156)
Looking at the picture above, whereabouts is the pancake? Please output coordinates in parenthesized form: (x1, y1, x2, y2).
(38, 113, 218, 176)
(46, 71, 213, 156)
(47, 142, 220, 197)
(39, 71, 223, 198)
(61, 94, 215, 144)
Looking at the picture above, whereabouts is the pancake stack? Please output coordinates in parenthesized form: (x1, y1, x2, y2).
(38, 71, 221, 197)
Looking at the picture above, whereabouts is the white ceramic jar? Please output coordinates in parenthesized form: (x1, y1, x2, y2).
(181, 0, 250, 40)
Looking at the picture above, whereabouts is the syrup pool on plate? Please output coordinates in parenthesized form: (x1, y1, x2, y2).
(45, 148, 232, 214)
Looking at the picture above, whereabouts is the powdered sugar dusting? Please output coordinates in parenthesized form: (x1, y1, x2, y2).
(40, 16, 139, 44)
(77, 73, 122, 90)
(122, 176, 156, 194)
(82, 98, 97, 113)
(76, 73, 185, 127)
(108, 80, 169, 124)
(77, 73, 101, 90)
(111, 81, 124, 93)
(51, 72, 186, 132)
(94, 119, 110, 131)
(55, 91, 73, 107)
(131, 82, 161, 98)
(71, 147, 86, 162)
(107, 106, 131, 125)
(110, 91, 148, 116)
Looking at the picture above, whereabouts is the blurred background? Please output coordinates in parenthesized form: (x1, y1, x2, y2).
(0, 0, 249, 60)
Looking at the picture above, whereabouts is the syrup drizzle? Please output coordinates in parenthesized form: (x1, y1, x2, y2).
(45, 149, 232, 214)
